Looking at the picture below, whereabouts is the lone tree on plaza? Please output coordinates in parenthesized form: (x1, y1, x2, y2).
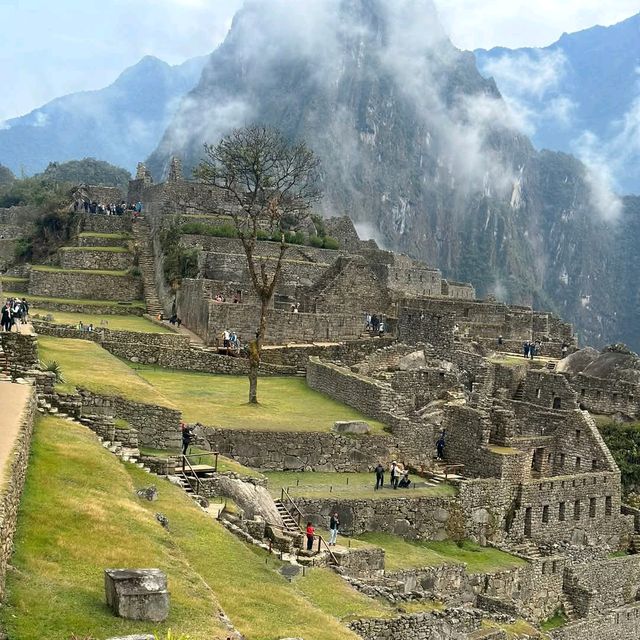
(194, 125, 321, 404)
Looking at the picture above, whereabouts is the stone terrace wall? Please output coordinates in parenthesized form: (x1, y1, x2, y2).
(550, 602, 640, 640)
(81, 214, 131, 234)
(31, 300, 144, 316)
(0, 333, 39, 374)
(260, 338, 396, 371)
(181, 235, 345, 263)
(348, 610, 484, 640)
(32, 321, 296, 376)
(198, 427, 396, 472)
(397, 307, 455, 356)
(29, 270, 142, 302)
(76, 390, 181, 449)
(59, 248, 133, 271)
(572, 373, 640, 418)
(295, 494, 458, 539)
(0, 385, 36, 601)
(78, 234, 130, 248)
(564, 555, 640, 618)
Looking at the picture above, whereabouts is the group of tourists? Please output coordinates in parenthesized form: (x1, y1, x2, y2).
(522, 340, 542, 359)
(1, 297, 29, 332)
(374, 460, 412, 490)
(305, 512, 340, 550)
(221, 329, 241, 354)
(74, 200, 143, 216)
(365, 313, 386, 336)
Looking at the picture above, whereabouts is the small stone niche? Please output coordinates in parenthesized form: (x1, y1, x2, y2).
(104, 568, 169, 622)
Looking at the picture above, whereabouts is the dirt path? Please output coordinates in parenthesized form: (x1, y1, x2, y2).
(0, 383, 32, 477)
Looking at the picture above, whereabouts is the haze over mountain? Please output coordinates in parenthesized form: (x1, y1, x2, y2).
(0, 55, 207, 176)
(148, 0, 640, 351)
(475, 12, 640, 195)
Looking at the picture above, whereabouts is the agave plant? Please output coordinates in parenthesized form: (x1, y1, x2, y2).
(41, 359, 65, 383)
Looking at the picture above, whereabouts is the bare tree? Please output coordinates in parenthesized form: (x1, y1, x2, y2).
(194, 125, 321, 404)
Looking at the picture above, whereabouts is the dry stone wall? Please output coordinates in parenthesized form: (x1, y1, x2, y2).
(0, 333, 39, 374)
(550, 602, 640, 640)
(198, 427, 396, 472)
(60, 248, 133, 271)
(82, 214, 131, 234)
(29, 270, 142, 302)
(0, 385, 36, 601)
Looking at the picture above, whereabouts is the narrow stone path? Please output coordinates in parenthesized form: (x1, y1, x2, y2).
(0, 382, 31, 475)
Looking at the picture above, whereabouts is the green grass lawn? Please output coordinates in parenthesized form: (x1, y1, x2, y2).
(355, 533, 527, 573)
(60, 246, 130, 253)
(0, 276, 28, 283)
(133, 367, 388, 433)
(78, 232, 131, 240)
(4, 292, 145, 310)
(38, 336, 174, 408)
(31, 265, 131, 276)
(2, 415, 389, 639)
(264, 471, 458, 500)
(31, 309, 172, 333)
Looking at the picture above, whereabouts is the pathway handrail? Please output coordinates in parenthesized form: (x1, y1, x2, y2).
(181, 454, 201, 495)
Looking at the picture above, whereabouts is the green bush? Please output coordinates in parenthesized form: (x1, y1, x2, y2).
(127, 266, 142, 278)
(309, 235, 324, 248)
(256, 229, 271, 241)
(41, 360, 65, 383)
(322, 236, 339, 250)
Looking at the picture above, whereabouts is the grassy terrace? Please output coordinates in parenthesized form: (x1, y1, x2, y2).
(264, 471, 457, 500)
(2, 416, 391, 639)
(32, 309, 172, 333)
(356, 533, 527, 573)
(134, 366, 388, 433)
(3, 291, 145, 310)
(38, 336, 174, 407)
(31, 265, 131, 276)
(60, 246, 130, 253)
(0, 276, 28, 283)
(78, 232, 131, 239)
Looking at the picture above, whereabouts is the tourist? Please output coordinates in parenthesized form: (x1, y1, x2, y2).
(1, 302, 11, 332)
(530, 342, 536, 360)
(398, 470, 411, 488)
(365, 313, 372, 331)
(305, 522, 315, 551)
(181, 422, 192, 458)
(223, 329, 231, 350)
(436, 430, 446, 461)
(523, 341, 530, 359)
(561, 342, 569, 358)
(329, 512, 339, 546)
(371, 314, 380, 333)
(378, 319, 385, 337)
(390, 460, 400, 489)
(374, 462, 385, 490)
(498, 335, 503, 346)
(135, 201, 143, 214)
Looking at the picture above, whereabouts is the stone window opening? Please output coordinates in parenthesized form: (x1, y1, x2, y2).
(605, 496, 612, 516)
(532, 448, 545, 474)
(524, 507, 532, 537)
(592, 460, 598, 471)
(574, 500, 581, 520)
(575, 456, 581, 471)
(589, 497, 596, 518)
(560, 454, 565, 468)
(542, 505, 549, 523)
(581, 388, 586, 396)
(559, 502, 566, 521)
(629, 395, 634, 403)
(576, 430, 581, 442)
(552, 561, 559, 573)
(613, 393, 618, 402)
(553, 397, 562, 410)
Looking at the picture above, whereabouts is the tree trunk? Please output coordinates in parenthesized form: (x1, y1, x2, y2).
(248, 296, 270, 404)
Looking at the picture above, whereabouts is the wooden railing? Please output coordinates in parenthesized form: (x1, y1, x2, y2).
(280, 487, 305, 531)
(180, 455, 201, 496)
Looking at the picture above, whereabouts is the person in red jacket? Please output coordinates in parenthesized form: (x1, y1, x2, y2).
(306, 522, 315, 551)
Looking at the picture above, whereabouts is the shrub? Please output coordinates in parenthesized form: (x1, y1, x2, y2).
(41, 360, 65, 383)
(127, 266, 142, 277)
(322, 236, 339, 250)
(179, 222, 238, 238)
(309, 235, 324, 248)
(256, 229, 271, 241)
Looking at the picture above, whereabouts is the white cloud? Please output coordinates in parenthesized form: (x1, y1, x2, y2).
(434, 0, 640, 50)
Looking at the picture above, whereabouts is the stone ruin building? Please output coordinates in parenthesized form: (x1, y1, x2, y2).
(2, 163, 640, 639)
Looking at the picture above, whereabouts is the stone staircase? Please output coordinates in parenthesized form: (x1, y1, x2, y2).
(132, 218, 164, 317)
(507, 541, 543, 559)
(274, 499, 303, 534)
(630, 532, 640, 554)
(546, 361, 558, 371)
(514, 382, 524, 401)
(560, 594, 577, 621)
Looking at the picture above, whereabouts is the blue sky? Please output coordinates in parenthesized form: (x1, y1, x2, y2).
(1, 0, 638, 122)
